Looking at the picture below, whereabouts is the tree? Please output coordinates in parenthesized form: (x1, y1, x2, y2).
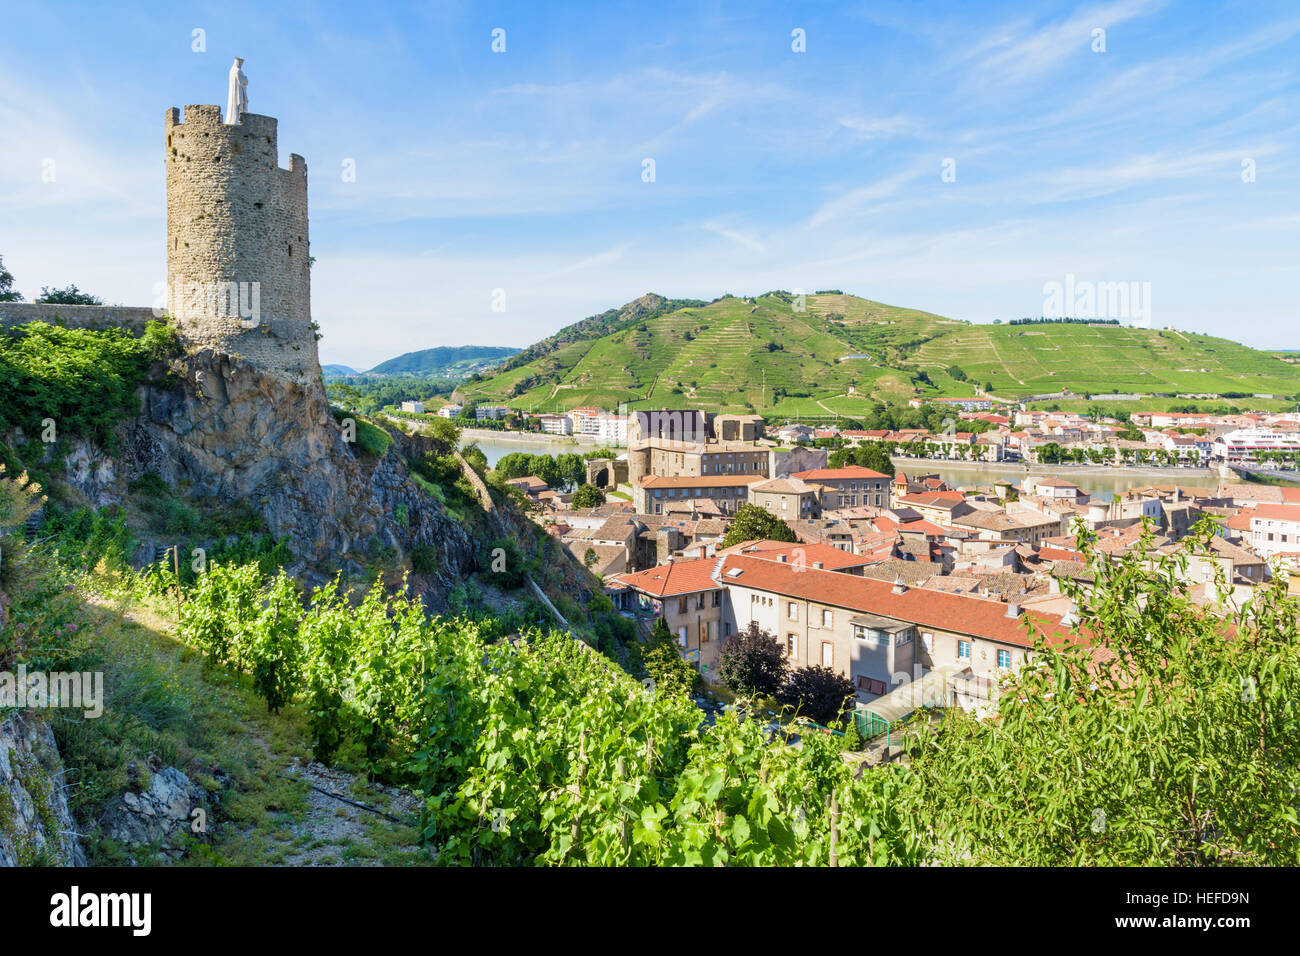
(1037, 442, 1066, 464)
(583, 547, 598, 569)
(424, 415, 460, 453)
(461, 444, 488, 475)
(905, 520, 1300, 864)
(36, 284, 102, 305)
(855, 442, 896, 477)
(0, 256, 22, 301)
(572, 483, 606, 509)
(719, 503, 798, 549)
(778, 665, 857, 726)
(716, 621, 788, 697)
(640, 617, 696, 699)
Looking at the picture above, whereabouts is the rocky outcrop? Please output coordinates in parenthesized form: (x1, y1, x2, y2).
(99, 766, 206, 858)
(59, 348, 480, 596)
(0, 712, 87, 866)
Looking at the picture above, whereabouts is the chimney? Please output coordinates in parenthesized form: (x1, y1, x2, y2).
(1059, 600, 1077, 628)
(1005, 602, 1022, 618)
(892, 576, 908, 594)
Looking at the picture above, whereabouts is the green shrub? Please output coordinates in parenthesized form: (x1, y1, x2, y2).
(0, 322, 158, 450)
(410, 543, 439, 576)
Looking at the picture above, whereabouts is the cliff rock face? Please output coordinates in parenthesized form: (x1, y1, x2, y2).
(66, 348, 476, 596)
(0, 713, 87, 867)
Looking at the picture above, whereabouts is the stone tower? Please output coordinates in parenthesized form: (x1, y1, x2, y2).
(164, 105, 318, 382)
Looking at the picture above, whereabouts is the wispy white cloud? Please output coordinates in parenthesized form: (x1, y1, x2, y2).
(702, 221, 766, 254)
(535, 243, 633, 281)
(805, 166, 930, 230)
(966, 0, 1167, 86)
(836, 115, 918, 141)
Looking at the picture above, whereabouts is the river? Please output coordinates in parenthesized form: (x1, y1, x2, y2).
(462, 431, 614, 466)
(462, 434, 1217, 503)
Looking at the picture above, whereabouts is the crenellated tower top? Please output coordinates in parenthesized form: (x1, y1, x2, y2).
(164, 102, 316, 382)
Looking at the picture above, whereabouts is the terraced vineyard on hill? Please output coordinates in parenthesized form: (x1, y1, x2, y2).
(914, 324, 1300, 399)
(457, 292, 1300, 415)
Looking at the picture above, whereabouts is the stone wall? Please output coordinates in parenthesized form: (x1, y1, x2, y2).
(0, 303, 158, 336)
(165, 105, 317, 383)
(772, 445, 829, 477)
(585, 457, 628, 489)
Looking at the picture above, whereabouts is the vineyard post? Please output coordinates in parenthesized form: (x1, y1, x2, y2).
(828, 792, 840, 867)
(172, 545, 182, 616)
(616, 756, 629, 852)
(569, 730, 587, 861)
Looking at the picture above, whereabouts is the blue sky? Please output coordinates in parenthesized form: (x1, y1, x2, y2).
(2, 0, 1297, 368)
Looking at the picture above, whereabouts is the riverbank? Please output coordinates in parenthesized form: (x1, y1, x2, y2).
(460, 428, 619, 449)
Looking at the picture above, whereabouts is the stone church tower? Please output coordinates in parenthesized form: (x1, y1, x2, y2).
(164, 105, 318, 382)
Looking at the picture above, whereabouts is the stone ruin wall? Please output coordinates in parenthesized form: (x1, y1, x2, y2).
(0, 303, 158, 335)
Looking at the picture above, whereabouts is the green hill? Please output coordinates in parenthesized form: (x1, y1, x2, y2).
(367, 345, 520, 377)
(366, 343, 517, 374)
(913, 323, 1300, 399)
(457, 292, 1300, 416)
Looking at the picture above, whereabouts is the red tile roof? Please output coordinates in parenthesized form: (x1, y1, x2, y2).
(792, 466, 891, 481)
(718, 554, 1067, 648)
(895, 491, 967, 509)
(1038, 546, 1084, 562)
(1248, 504, 1300, 522)
(717, 539, 871, 570)
(872, 515, 949, 536)
(613, 557, 721, 597)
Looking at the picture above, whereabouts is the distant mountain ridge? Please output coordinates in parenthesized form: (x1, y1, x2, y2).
(360, 345, 521, 377)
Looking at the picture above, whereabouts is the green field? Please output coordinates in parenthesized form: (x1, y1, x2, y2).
(457, 293, 1300, 415)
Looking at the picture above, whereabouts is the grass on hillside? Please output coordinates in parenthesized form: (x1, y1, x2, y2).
(52, 585, 429, 866)
(462, 293, 1300, 415)
(462, 292, 974, 414)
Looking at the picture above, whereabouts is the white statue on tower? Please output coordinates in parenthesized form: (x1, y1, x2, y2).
(226, 57, 248, 124)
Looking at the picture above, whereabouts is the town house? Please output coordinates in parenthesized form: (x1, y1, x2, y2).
(791, 466, 891, 509)
(634, 474, 759, 515)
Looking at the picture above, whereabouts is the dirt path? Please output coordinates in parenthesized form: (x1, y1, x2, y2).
(273, 759, 425, 867)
